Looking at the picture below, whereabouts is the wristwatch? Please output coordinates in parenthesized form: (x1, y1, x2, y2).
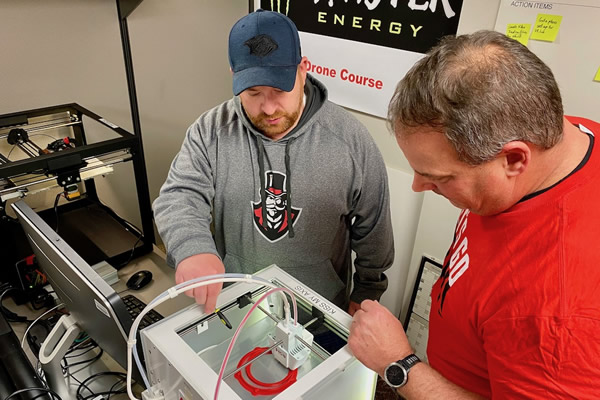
(383, 354, 421, 388)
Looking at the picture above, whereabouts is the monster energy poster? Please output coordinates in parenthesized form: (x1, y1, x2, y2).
(254, 0, 464, 118)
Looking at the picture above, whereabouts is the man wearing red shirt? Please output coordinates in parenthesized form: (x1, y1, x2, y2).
(349, 30, 600, 399)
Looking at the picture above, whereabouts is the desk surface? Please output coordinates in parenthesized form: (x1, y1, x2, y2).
(5, 245, 195, 399)
(113, 245, 195, 316)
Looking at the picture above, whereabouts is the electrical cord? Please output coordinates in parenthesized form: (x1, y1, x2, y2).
(28, 286, 52, 311)
(214, 287, 295, 399)
(21, 303, 64, 348)
(0, 287, 31, 323)
(35, 360, 48, 389)
(62, 338, 95, 359)
(53, 192, 64, 234)
(125, 273, 297, 400)
(73, 332, 89, 343)
(62, 348, 104, 373)
(65, 338, 96, 356)
(28, 392, 58, 400)
(75, 371, 126, 400)
(118, 234, 143, 269)
(3, 387, 62, 400)
(4, 134, 61, 161)
(65, 344, 97, 359)
(6, 144, 18, 160)
(61, 337, 100, 376)
(106, 378, 127, 400)
(72, 197, 145, 269)
(64, 336, 125, 398)
(66, 371, 94, 399)
(93, 198, 143, 236)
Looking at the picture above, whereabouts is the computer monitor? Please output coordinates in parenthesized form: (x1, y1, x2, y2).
(11, 200, 140, 380)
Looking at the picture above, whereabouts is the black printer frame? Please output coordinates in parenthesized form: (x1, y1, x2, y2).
(0, 103, 155, 271)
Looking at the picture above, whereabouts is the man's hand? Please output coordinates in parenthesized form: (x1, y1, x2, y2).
(347, 300, 361, 316)
(348, 300, 413, 376)
(175, 253, 225, 313)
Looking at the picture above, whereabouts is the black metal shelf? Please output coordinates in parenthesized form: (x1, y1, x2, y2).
(0, 103, 155, 268)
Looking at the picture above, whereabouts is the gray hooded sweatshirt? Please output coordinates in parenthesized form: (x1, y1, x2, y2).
(153, 75, 394, 306)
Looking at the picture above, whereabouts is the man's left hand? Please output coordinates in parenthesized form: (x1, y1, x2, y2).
(348, 300, 413, 376)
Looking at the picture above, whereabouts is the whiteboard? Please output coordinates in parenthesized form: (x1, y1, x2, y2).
(495, 0, 600, 122)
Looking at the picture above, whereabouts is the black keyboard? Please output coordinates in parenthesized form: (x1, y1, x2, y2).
(122, 294, 164, 329)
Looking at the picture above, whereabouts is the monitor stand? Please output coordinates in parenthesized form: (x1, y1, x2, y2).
(39, 314, 82, 400)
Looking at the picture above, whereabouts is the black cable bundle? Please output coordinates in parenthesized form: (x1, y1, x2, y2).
(0, 311, 54, 399)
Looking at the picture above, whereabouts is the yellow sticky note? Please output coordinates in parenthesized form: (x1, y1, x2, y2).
(530, 14, 563, 42)
(595, 67, 600, 82)
(506, 23, 531, 46)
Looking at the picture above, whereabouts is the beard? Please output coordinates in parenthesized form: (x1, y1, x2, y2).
(249, 110, 299, 136)
(247, 94, 303, 138)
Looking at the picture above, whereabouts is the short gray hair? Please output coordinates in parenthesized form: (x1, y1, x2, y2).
(388, 30, 564, 165)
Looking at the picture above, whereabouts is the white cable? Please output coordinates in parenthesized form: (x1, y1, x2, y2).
(126, 275, 295, 398)
(129, 275, 294, 394)
(132, 343, 150, 388)
(21, 303, 64, 348)
(126, 274, 297, 400)
(213, 287, 296, 400)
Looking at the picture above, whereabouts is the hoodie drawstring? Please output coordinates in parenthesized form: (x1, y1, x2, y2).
(257, 138, 268, 230)
(284, 137, 296, 238)
(256, 136, 296, 239)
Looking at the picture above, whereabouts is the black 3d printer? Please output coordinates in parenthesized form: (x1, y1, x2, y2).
(0, 103, 155, 305)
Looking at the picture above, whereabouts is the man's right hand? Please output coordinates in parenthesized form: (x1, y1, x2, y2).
(175, 253, 225, 313)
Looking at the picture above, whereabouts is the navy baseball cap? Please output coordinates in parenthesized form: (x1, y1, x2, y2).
(228, 10, 302, 96)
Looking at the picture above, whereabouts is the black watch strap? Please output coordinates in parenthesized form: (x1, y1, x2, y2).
(400, 354, 420, 370)
(384, 353, 421, 388)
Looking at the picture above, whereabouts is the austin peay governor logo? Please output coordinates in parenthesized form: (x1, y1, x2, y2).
(260, 0, 464, 54)
(252, 171, 301, 242)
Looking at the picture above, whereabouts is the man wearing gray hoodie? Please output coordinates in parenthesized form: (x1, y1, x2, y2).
(153, 10, 394, 315)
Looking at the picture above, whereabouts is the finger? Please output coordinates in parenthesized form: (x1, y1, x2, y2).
(194, 286, 207, 306)
(177, 274, 195, 298)
(352, 309, 365, 324)
(359, 299, 376, 311)
(204, 282, 223, 314)
(175, 269, 193, 297)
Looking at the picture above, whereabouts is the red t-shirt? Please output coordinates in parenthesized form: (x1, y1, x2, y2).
(428, 117, 600, 399)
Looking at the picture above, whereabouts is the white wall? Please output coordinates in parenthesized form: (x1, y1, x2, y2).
(126, 0, 248, 202)
(351, 0, 502, 174)
(0, 0, 142, 224)
(378, 168, 423, 317)
(0, 1, 130, 122)
(350, 0, 502, 319)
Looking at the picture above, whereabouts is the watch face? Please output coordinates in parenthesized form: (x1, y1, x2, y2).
(385, 364, 408, 387)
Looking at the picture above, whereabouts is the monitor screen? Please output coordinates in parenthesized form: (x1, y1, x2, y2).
(11, 200, 135, 372)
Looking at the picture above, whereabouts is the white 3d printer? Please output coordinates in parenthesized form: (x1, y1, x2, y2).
(140, 265, 377, 399)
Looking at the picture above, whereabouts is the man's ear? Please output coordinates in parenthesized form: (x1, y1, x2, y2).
(298, 57, 309, 76)
(299, 56, 309, 69)
(501, 141, 530, 177)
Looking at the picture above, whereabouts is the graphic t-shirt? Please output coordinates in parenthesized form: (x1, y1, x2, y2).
(428, 117, 600, 399)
